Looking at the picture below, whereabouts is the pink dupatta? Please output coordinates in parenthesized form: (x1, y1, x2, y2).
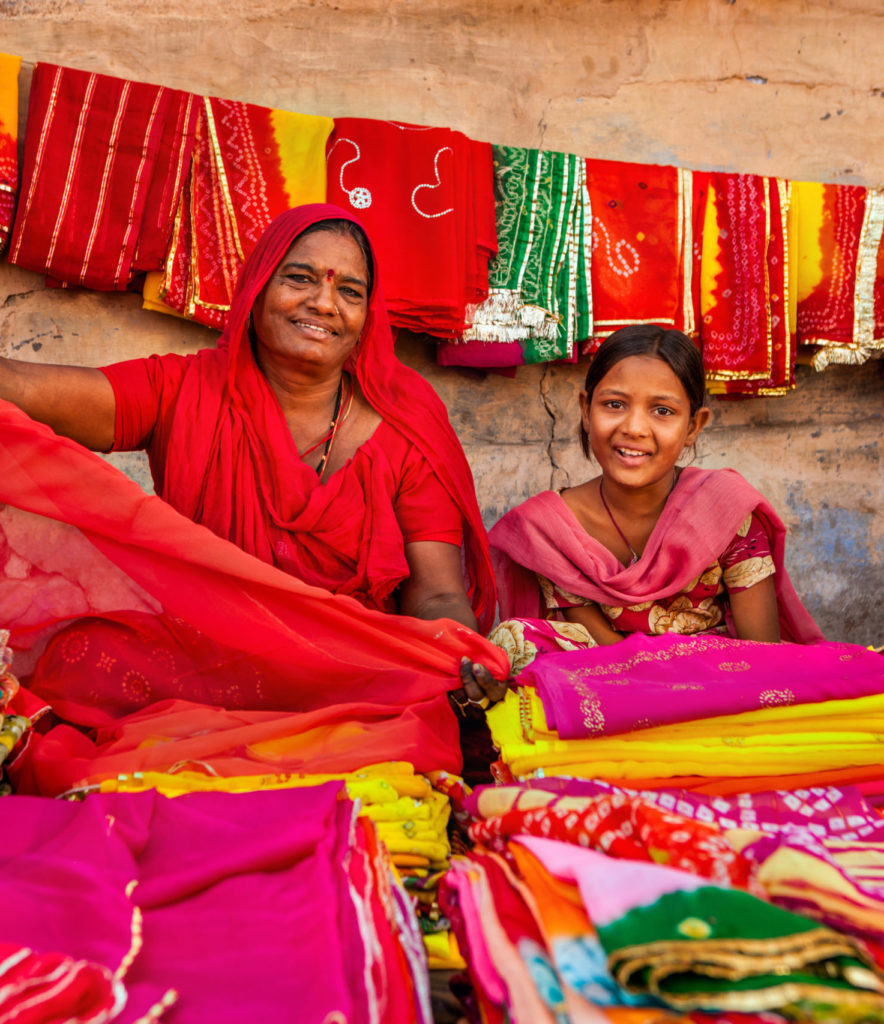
(489, 467, 822, 644)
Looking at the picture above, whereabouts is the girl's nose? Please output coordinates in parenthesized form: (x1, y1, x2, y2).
(623, 409, 649, 435)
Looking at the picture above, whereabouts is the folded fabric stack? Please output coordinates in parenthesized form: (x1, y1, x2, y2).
(440, 824, 884, 1024)
(0, 783, 433, 1023)
(82, 760, 459, 967)
(484, 633, 884, 795)
(326, 117, 496, 337)
(437, 143, 591, 367)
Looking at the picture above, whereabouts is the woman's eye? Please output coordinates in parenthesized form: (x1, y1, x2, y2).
(340, 286, 364, 300)
(286, 273, 311, 284)
(605, 400, 623, 410)
(655, 406, 674, 416)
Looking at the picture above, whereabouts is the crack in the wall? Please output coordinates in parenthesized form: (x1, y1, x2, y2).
(539, 363, 568, 491)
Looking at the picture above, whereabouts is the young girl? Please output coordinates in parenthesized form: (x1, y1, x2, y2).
(488, 324, 822, 673)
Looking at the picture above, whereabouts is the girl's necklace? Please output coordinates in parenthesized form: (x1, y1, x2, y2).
(598, 470, 678, 567)
(598, 478, 640, 566)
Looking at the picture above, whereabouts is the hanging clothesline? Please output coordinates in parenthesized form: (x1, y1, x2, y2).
(0, 55, 882, 395)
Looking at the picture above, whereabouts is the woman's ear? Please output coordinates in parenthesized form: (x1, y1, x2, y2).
(685, 405, 711, 447)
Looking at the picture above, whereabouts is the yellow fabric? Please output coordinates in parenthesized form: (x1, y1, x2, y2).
(487, 686, 884, 780)
(425, 930, 466, 970)
(0, 53, 21, 139)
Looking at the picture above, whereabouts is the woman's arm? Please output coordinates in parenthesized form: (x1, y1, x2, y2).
(0, 357, 116, 450)
(562, 602, 627, 645)
(728, 575, 781, 642)
(401, 540, 507, 705)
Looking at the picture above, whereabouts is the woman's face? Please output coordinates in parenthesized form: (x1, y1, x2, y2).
(580, 355, 709, 491)
(251, 228, 369, 376)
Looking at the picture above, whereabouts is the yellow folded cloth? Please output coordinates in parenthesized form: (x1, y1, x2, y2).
(487, 687, 884, 780)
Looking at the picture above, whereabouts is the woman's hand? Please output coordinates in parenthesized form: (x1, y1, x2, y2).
(448, 656, 509, 718)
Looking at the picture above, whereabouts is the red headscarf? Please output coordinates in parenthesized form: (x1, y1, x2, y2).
(155, 203, 496, 632)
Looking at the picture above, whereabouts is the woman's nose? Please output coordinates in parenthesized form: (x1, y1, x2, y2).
(308, 278, 337, 313)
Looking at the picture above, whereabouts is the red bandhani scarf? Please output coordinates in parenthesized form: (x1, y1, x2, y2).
(8, 62, 196, 289)
(326, 118, 496, 336)
(583, 158, 694, 355)
(489, 466, 822, 644)
(697, 172, 795, 397)
(159, 97, 333, 328)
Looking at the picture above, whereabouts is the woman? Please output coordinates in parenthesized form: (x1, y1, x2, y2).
(489, 325, 822, 672)
(0, 204, 507, 794)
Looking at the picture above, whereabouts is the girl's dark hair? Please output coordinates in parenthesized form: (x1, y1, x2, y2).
(298, 218, 375, 296)
(579, 324, 706, 458)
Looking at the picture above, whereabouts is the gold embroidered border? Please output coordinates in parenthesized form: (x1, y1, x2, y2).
(8, 64, 63, 264)
(45, 72, 97, 271)
(678, 167, 695, 335)
(853, 186, 884, 349)
(113, 86, 166, 287)
(80, 80, 131, 283)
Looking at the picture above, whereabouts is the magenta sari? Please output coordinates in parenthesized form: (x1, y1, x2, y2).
(0, 784, 430, 1023)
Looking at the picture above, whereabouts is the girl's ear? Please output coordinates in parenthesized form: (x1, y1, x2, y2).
(685, 405, 711, 447)
(578, 389, 590, 429)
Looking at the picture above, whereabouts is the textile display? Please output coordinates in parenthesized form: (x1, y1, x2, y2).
(793, 180, 884, 369)
(522, 631, 884, 740)
(326, 117, 496, 336)
(467, 779, 884, 949)
(697, 172, 796, 397)
(153, 96, 333, 327)
(0, 784, 433, 1023)
(585, 158, 694, 350)
(484, 677, 884, 781)
(518, 838, 884, 1017)
(0, 53, 20, 253)
(438, 143, 591, 367)
(9, 62, 197, 290)
(489, 467, 822, 645)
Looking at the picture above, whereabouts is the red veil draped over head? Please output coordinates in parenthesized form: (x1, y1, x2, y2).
(0, 204, 507, 796)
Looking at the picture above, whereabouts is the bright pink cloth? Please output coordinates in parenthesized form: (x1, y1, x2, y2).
(526, 632, 884, 740)
(489, 467, 822, 644)
(0, 785, 428, 1023)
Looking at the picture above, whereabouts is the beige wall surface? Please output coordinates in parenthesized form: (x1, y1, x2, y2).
(0, 0, 881, 643)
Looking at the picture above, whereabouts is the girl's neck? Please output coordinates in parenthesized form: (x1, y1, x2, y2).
(598, 469, 679, 520)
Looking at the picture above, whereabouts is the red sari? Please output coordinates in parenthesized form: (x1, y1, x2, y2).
(1, 204, 506, 795)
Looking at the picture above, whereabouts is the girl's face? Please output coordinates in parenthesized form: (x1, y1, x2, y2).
(580, 355, 710, 491)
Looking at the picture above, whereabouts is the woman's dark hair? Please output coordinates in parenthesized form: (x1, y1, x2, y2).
(579, 324, 706, 458)
(297, 218, 375, 296)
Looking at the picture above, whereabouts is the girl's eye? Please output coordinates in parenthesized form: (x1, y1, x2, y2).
(605, 400, 624, 410)
(655, 406, 674, 416)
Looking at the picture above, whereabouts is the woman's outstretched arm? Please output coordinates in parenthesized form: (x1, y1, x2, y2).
(0, 357, 116, 450)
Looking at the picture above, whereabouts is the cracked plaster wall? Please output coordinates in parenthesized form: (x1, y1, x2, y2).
(0, 0, 881, 643)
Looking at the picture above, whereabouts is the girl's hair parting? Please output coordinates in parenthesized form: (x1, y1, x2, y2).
(579, 324, 707, 458)
(297, 218, 375, 295)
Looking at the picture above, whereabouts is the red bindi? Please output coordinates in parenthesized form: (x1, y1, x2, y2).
(326, 268, 334, 280)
